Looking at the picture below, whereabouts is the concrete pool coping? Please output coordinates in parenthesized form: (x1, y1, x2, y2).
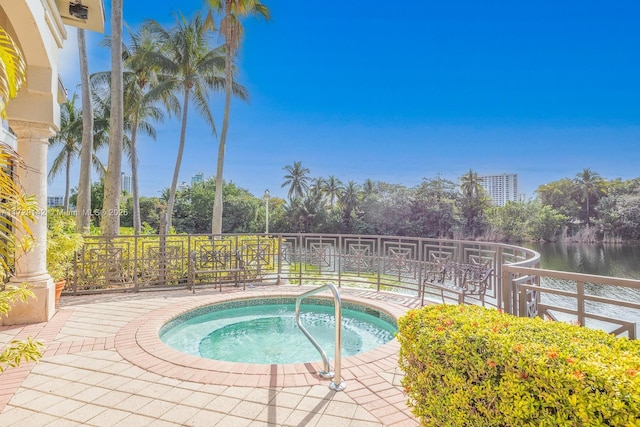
(0, 285, 423, 426)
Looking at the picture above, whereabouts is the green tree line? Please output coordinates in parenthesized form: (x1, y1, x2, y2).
(67, 165, 640, 242)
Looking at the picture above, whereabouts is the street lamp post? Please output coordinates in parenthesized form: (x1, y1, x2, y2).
(264, 189, 270, 234)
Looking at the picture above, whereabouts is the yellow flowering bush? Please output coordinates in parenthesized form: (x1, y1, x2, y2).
(398, 305, 640, 426)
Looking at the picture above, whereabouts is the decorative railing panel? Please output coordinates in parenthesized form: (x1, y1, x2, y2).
(67, 233, 638, 339)
(503, 265, 640, 339)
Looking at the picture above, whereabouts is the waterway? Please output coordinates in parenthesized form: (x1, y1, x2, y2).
(522, 242, 640, 333)
(524, 242, 640, 280)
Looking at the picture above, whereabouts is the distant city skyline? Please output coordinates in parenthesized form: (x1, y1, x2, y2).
(48, 0, 640, 202)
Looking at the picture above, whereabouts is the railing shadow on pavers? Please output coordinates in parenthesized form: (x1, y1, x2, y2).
(67, 233, 639, 339)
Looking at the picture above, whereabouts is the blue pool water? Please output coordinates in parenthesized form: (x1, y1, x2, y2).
(160, 298, 397, 364)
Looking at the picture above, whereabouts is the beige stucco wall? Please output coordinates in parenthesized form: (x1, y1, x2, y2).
(0, 0, 65, 324)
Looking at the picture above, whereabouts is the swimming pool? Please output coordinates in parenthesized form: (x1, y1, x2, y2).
(160, 297, 397, 364)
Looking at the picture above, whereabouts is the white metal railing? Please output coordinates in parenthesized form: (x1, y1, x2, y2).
(295, 283, 346, 391)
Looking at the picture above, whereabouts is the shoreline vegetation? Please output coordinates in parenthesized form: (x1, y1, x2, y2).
(56, 167, 639, 245)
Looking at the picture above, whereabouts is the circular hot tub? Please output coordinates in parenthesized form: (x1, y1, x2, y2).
(159, 297, 397, 364)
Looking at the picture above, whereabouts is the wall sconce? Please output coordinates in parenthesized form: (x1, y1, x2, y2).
(69, 2, 88, 20)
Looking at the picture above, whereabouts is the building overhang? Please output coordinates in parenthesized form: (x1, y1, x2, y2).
(55, 0, 105, 33)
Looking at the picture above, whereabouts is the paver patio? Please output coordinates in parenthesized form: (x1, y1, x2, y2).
(0, 286, 423, 426)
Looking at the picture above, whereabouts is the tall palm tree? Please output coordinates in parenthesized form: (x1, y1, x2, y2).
(281, 161, 310, 201)
(361, 178, 376, 203)
(49, 94, 107, 212)
(340, 180, 360, 220)
(574, 168, 602, 226)
(76, 28, 94, 233)
(101, 0, 124, 236)
(205, 0, 270, 235)
(323, 175, 343, 208)
(97, 25, 180, 233)
(147, 13, 246, 231)
(309, 177, 325, 198)
(48, 95, 82, 211)
(460, 169, 483, 200)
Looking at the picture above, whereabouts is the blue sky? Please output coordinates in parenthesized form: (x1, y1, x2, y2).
(52, 0, 640, 201)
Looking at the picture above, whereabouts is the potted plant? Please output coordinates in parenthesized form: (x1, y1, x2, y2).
(47, 209, 83, 306)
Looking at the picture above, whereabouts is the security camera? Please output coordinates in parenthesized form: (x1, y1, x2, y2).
(69, 2, 88, 20)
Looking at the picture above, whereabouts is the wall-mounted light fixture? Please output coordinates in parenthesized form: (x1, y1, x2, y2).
(69, 2, 88, 20)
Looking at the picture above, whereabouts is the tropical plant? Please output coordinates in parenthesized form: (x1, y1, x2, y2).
(282, 161, 310, 201)
(0, 27, 42, 371)
(46, 209, 83, 282)
(146, 13, 247, 231)
(339, 180, 361, 225)
(0, 27, 26, 117)
(96, 24, 179, 233)
(0, 285, 42, 372)
(101, 0, 125, 236)
(458, 169, 490, 237)
(48, 94, 82, 210)
(574, 168, 604, 226)
(323, 175, 343, 208)
(205, 0, 270, 235)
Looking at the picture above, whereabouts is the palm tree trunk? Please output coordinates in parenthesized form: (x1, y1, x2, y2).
(166, 88, 191, 231)
(76, 28, 93, 233)
(211, 7, 233, 235)
(130, 121, 141, 233)
(64, 153, 71, 211)
(102, 0, 124, 236)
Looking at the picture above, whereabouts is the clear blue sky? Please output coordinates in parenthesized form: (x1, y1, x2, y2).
(52, 0, 640, 201)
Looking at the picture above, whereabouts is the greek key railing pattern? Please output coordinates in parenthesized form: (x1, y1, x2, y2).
(67, 233, 639, 339)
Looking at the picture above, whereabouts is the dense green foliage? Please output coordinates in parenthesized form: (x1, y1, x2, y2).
(398, 305, 640, 426)
(0, 285, 43, 372)
(65, 160, 640, 241)
(46, 209, 84, 281)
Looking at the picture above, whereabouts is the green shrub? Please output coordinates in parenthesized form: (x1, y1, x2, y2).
(398, 305, 640, 426)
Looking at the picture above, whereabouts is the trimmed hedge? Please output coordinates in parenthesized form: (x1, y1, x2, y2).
(398, 305, 640, 426)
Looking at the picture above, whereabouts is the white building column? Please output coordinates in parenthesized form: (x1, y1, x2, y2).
(3, 120, 55, 324)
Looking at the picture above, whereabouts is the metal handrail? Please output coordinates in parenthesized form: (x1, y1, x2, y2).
(295, 283, 346, 391)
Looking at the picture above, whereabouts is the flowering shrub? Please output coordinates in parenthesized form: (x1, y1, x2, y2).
(398, 305, 640, 426)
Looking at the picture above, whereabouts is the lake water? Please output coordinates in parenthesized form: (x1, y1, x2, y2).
(521, 243, 640, 333)
(524, 242, 640, 280)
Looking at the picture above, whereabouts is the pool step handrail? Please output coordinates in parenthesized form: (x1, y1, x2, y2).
(295, 283, 346, 391)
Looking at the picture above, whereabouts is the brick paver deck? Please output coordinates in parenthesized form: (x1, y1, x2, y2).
(0, 286, 422, 426)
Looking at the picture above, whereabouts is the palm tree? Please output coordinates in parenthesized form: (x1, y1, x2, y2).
(48, 95, 82, 211)
(49, 94, 107, 212)
(361, 179, 376, 203)
(309, 177, 325, 198)
(323, 175, 343, 208)
(97, 25, 180, 233)
(340, 180, 360, 223)
(76, 28, 94, 233)
(460, 169, 483, 200)
(459, 169, 489, 237)
(282, 161, 310, 201)
(574, 168, 602, 227)
(101, 0, 124, 236)
(147, 13, 246, 231)
(205, 0, 270, 235)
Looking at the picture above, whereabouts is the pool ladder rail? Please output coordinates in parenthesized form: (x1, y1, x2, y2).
(294, 283, 346, 392)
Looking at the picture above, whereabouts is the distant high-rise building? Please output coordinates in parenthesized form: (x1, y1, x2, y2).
(479, 173, 518, 206)
(47, 195, 64, 208)
(191, 172, 204, 185)
(121, 172, 132, 193)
